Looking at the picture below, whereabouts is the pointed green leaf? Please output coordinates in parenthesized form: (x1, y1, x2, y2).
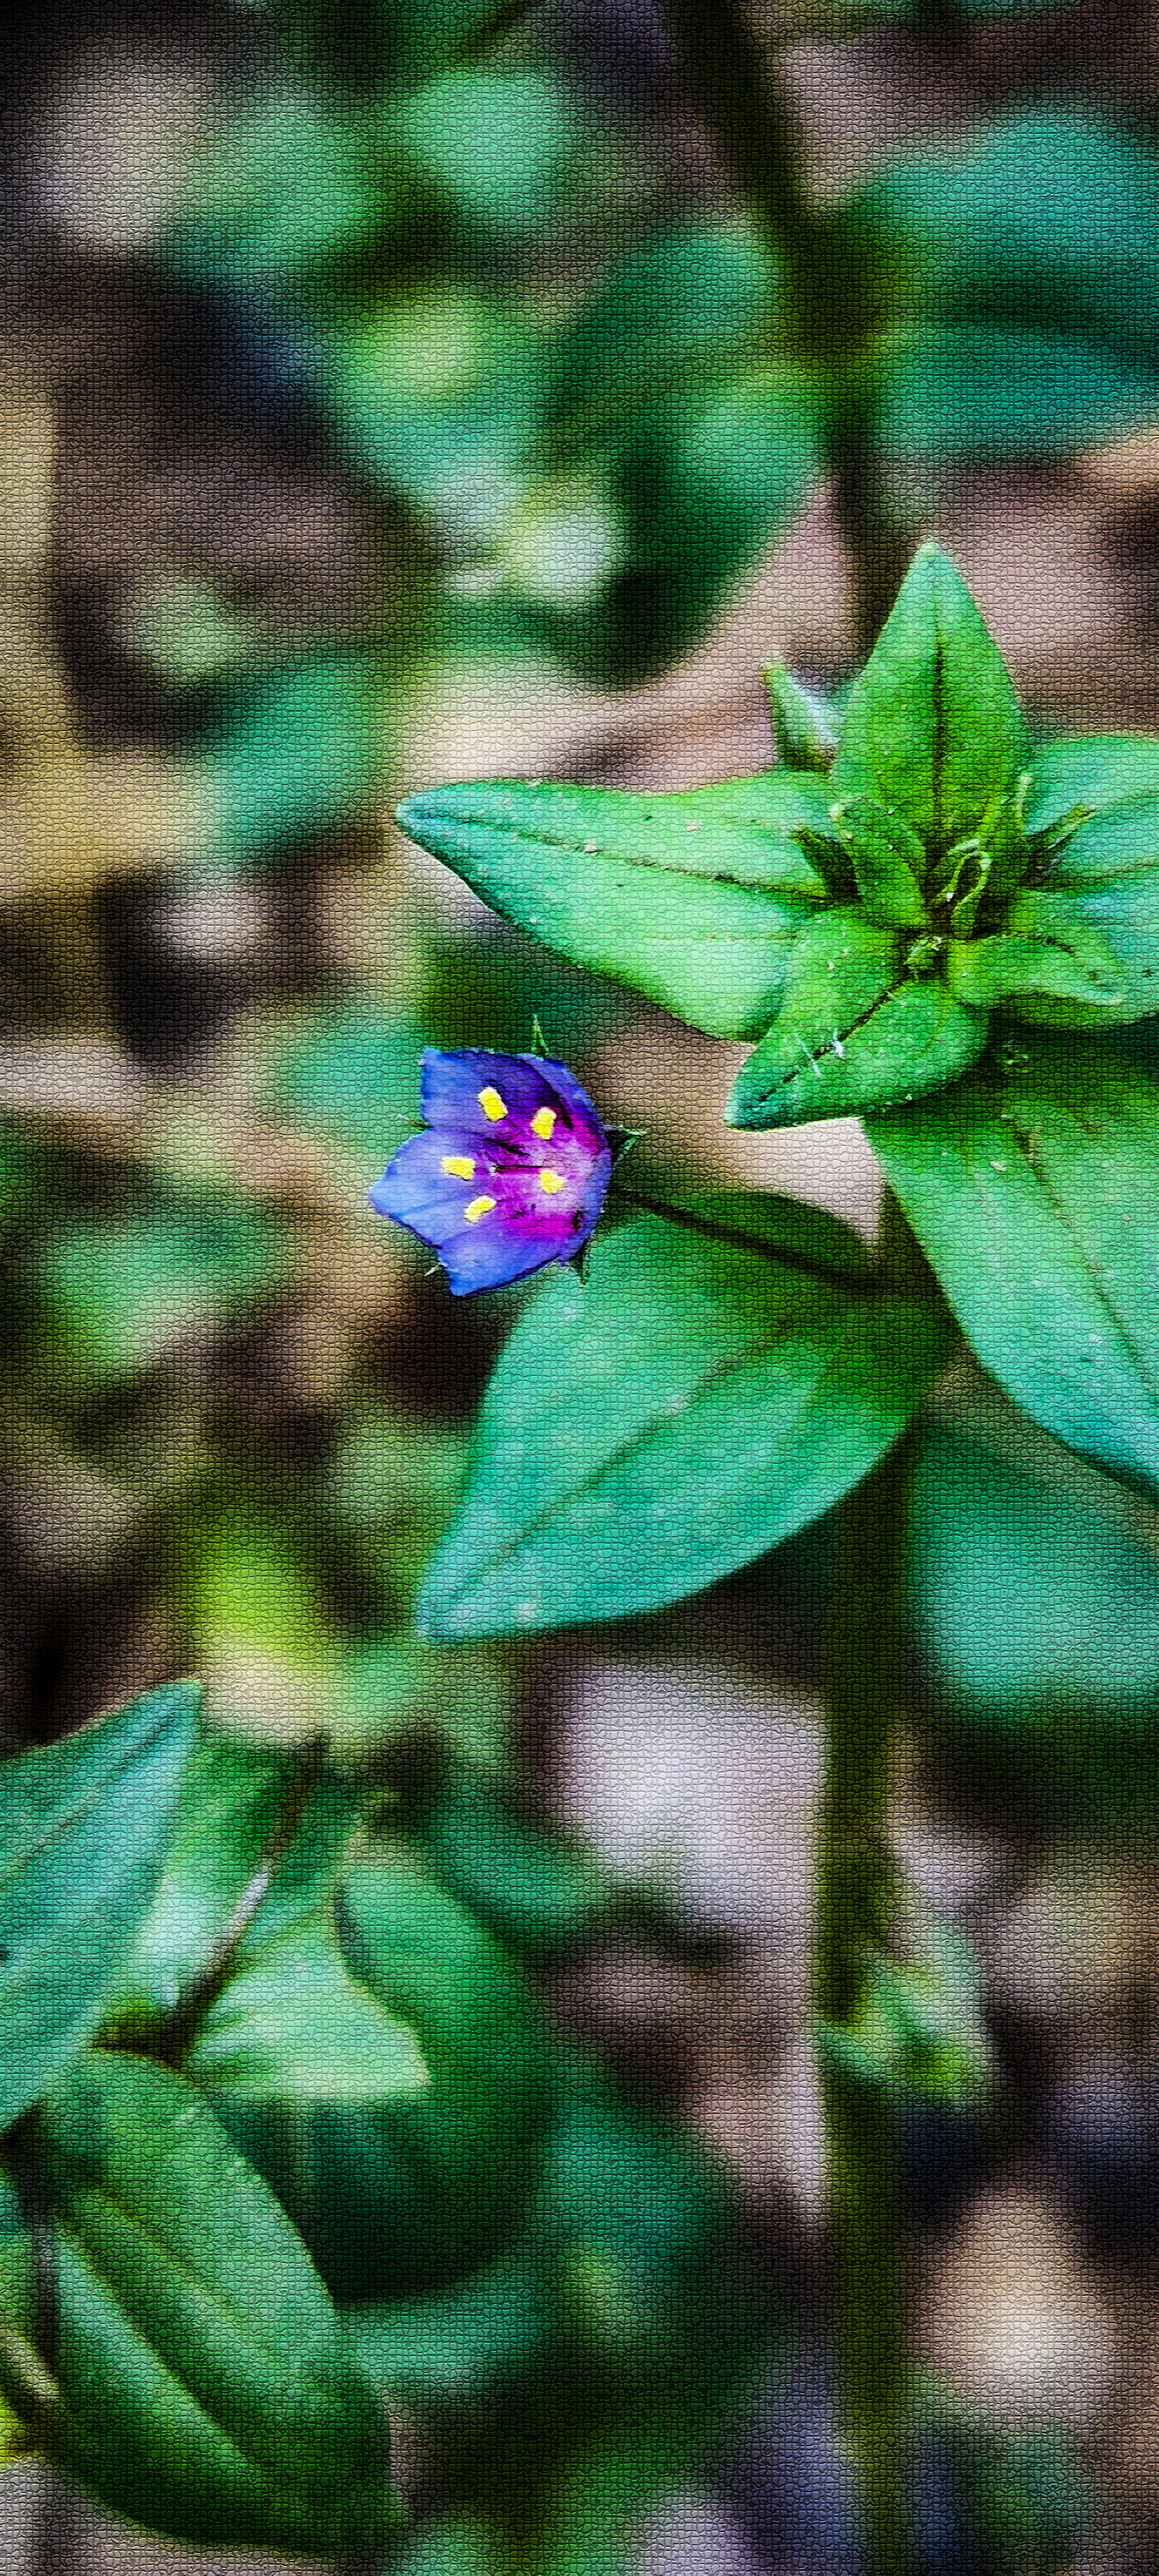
(28, 2052, 400, 2551)
(0, 1684, 200, 2132)
(186, 1911, 429, 2103)
(870, 1033, 1159, 1497)
(830, 543, 1029, 853)
(106, 1735, 291, 2025)
(726, 909, 987, 1130)
(946, 898, 1125, 1014)
(764, 665, 838, 772)
(416, 1208, 951, 1636)
(1014, 798, 1159, 1023)
(394, 776, 830, 1039)
(828, 795, 930, 928)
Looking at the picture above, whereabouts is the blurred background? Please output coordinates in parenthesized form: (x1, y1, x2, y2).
(6, 0, 1159, 2568)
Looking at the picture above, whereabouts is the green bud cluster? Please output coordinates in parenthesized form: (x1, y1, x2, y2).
(728, 545, 1159, 1128)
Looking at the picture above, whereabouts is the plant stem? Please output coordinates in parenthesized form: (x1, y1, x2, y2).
(661, 0, 914, 654)
(815, 1185, 935, 2576)
(818, 1414, 918, 2576)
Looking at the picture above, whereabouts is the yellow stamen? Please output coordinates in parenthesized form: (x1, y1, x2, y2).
(440, 1153, 476, 1179)
(530, 1105, 556, 1140)
(477, 1086, 507, 1122)
(464, 1194, 497, 1224)
(538, 1167, 565, 1195)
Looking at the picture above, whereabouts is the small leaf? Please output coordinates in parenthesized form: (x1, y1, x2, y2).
(726, 908, 988, 1130)
(870, 1033, 1159, 1497)
(416, 1208, 951, 1636)
(1013, 797, 1159, 1024)
(0, 1684, 200, 2133)
(829, 543, 1029, 853)
(946, 898, 1125, 1014)
(828, 795, 930, 928)
(395, 775, 829, 1038)
(764, 665, 838, 772)
(28, 2052, 400, 2551)
(104, 1734, 288, 2026)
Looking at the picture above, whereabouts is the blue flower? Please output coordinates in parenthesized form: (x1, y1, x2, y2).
(369, 1049, 613, 1294)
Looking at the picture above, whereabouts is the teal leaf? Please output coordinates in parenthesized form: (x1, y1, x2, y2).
(829, 543, 1029, 853)
(870, 1033, 1159, 1497)
(416, 1206, 951, 1636)
(0, 1684, 199, 2133)
(28, 2052, 400, 2551)
(395, 775, 830, 1039)
(726, 908, 988, 1130)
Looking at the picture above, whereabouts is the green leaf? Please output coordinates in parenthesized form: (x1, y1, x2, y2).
(105, 1735, 289, 2026)
(417, 1772, 608, 1958)
(764, 665, 838, 772)
(280, 0, 520, 91)
(0, 1684, 200, 2134)
(870, 1033, 1159, 1497)
(1008, 797, 1159, 1025)
(416, 1207, 951, 1636)
(910, 1423, 1159, 1728)
(830, 543, 1029, 853)
(187, 1910, 429, 2102)
(827, 795, 929, 928)
(332, 293, 543, 517)
(173, 90, 376, 295)
(395, 775, 829, 1038)
(28, 2052, 400, 2551)
(183, 1777, 429, 2105)
(336, 1843, 552, 2191)
(946, 896, 1126, 1015)
(396, 70, 589, 236)
(349, 2250, 551, 2407)
(726, 908, 988, 1130)
(1026, 737, 1159, 834)
(225, 1843, 554, 2301)
(109, 1741, 426, 2102)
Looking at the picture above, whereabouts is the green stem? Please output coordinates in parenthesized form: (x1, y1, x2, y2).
(661, 0, 914, 654)
(818, 1418, 918, 2576)
(816, 1185, 935, 2576)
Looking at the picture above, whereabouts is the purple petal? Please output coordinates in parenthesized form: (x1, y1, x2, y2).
(419, 1049, 605, 1150)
